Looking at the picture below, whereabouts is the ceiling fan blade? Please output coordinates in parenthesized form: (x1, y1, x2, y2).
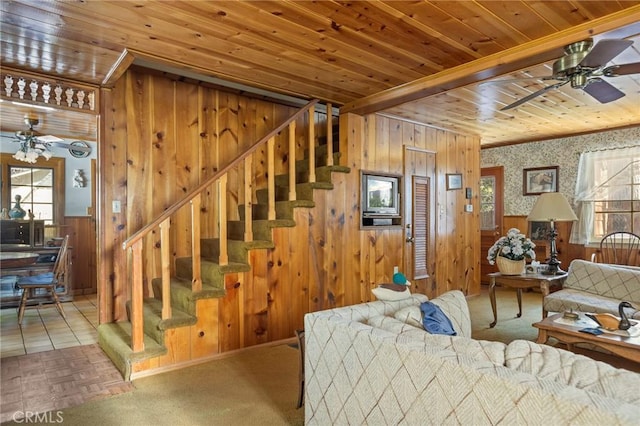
(500, 81, 568, 111)
(582, 79, 625, 103)
(579, 39, 633, 68)
(603, 62, 640, 77)
(480, 76, 560, 86)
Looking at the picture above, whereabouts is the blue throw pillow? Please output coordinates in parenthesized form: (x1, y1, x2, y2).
(420, 301, 457, 336)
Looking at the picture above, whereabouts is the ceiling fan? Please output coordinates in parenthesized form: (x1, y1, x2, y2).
(12, 117, 91, 163)
(501, 38, 640, 111)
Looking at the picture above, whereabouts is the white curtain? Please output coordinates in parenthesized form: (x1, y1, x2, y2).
(569, 146, 640, 244)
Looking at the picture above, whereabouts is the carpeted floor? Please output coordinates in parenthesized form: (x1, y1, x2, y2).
(1, 342, 302, 426)
(1, 286, 637, 425)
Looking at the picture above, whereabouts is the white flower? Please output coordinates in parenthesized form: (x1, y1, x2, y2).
(487, 228, 536, 264)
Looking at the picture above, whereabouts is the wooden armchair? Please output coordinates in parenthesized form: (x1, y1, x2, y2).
(591, 231, 640, 266)
(16, 235, 70, 325)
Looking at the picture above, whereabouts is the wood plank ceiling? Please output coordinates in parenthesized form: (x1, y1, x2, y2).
(1, 1, 639, 146)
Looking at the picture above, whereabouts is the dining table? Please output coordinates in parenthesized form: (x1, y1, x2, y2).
(0, 251, 40, 269)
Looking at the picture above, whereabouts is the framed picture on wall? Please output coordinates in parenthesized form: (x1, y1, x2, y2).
(446, 173, 462, 190)
(523, 166, 558, 195)
(528, 221, 552, 241)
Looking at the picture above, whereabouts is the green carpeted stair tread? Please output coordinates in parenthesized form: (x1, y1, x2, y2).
(201, 238, 275, 263)
(241, 200, 316, 221)
(98, 322, 167, 380)
(227, 219, 296, 241)
(152, 276, 227, 315)
(175, 257, 249, 287)
(255, 181, 338, 204)
(142, 297, 197, 331)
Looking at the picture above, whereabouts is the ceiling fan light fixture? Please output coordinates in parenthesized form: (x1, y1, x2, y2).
(570, 74, 588, 89)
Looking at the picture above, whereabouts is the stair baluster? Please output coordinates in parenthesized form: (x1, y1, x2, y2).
(267, 137, 276, 221)
(160, 218, 172, 319)
(131, 241, 144, 352)
(244, 156, 253, 242)
(289, 121, 297, 201)
(218, 175, 229, 265)
(191, 194, 202, 291)
(326, 103, 333, 167)
(308, 105, 316, 183)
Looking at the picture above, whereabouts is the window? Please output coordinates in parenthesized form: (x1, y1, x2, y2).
(10, 166, 54, 223)
(1, 153, 65, 225)
(571, 147, 640, 244)
(480, 176, 496, 230)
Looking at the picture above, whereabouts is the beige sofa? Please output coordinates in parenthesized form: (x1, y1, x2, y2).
(543, 259, 640, 320)
(304, 291, 640, 425)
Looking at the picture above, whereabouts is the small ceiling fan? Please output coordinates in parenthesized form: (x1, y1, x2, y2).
(501, 38, 640, 111)
(12, 117, 91, 163)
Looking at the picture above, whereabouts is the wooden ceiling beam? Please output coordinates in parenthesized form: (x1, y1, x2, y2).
(340, 6, 640, 115)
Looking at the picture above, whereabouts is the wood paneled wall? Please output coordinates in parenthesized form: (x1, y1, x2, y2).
(339, 113, 481, 301)
(63, 216, 97, 295)
(98, 68, 481, 349)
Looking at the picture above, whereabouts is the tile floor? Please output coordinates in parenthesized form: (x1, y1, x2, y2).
(0, 294, 98, 359)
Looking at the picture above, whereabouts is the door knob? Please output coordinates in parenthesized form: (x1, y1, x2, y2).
(406, 237, 414, 243)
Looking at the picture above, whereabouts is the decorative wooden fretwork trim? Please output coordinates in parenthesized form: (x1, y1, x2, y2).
(1, 67, 99, 114)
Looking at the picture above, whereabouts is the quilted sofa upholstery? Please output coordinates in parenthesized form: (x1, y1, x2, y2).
(543, 259, 640, 319)
(304, 291, 640, 425)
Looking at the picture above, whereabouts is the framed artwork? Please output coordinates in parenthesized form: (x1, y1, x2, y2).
(446, 173, 462, 190)
(528, 221, 552, 241)
(523, 166, 558, 195)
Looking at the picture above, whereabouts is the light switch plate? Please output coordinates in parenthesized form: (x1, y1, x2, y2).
(464, 204, 473, 212)
(112, 200, 121, 213)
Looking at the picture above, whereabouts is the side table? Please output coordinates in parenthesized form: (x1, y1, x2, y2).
(488, 271, 567, 328)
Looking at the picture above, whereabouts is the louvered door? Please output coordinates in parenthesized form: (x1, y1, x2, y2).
(403, 147, 436, 296)
(412, 177, 430, 279)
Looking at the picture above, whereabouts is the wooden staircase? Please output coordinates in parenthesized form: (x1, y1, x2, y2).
(97, 100, 349, 380)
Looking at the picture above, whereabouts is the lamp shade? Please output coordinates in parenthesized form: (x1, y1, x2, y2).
(527, 193, 578, 222)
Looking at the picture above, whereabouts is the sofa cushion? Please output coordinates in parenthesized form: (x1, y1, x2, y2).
(428, 290, 472, 338)
(563, 259, 640, 303)
(397, 328, 508, 367)
(505, 340, 640, 405)
(391, 290, 472, 338)
(367, 314, 422, 334)
(544, 288, 640, 319)
(393, 305, 423, 328)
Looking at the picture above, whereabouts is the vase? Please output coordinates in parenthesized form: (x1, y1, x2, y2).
(496, 257, 525, 275)
(8, 194, 26, 219)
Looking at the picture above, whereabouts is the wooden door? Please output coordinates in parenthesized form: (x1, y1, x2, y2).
(403, 147, 436, 296)
(480, 166, 504, 284)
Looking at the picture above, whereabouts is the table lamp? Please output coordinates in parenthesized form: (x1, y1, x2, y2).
(527, 192, 578, 275)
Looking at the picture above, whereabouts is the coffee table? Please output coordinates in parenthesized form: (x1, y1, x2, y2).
(488, 271, 567, 328)
(533, 313, 640, 363)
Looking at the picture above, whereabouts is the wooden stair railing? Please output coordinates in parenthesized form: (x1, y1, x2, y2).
(121, 99, 337, 353)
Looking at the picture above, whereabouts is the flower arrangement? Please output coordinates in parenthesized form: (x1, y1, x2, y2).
(487, 228, 536, 265)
